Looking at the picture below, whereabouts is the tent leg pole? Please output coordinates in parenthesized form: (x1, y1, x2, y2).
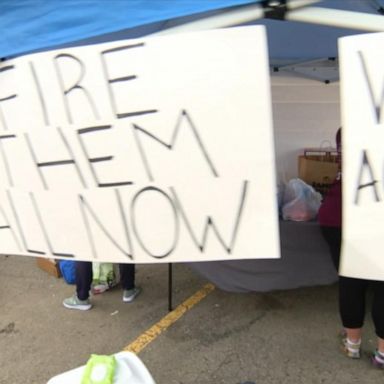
(168, 263, 173, 312)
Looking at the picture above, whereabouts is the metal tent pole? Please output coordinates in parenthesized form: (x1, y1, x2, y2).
(151, 0, 320, 36)
(287, 6, 384, 32)
(168, 263, 173, 312)
(151, 0, 384, 36)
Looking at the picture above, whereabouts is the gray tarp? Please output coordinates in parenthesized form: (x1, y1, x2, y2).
(190, 220, 338, 292)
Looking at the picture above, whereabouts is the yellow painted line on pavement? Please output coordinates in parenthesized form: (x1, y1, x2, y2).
(123, 283, 215, 354)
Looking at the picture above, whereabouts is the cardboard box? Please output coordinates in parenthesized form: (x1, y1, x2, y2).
(36, 257, 61, 278)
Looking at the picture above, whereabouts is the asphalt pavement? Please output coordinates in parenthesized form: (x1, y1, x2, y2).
(0, 255, 382, 384)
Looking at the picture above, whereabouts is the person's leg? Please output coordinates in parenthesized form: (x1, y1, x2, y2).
(339, 276, 367, 330)
(370, 280, 384, 366)
(320, 226, 341, 271)
(63, 261, 93, 310)
(119, 263, 135, 290)
(76, 261, 93, 300)
(339, 276, 368, 358)
(119, 263, 141, 302)
(343, 328, 362, 345)
(378, 338, 384, 354)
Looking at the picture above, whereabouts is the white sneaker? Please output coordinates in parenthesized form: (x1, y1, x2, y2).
(341, 337, 361, 359)
(63, 294, 92, 311)
(122, 287, 141, 303)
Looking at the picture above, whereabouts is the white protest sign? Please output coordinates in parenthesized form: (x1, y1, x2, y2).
(0, 26, 279, 263)
(339, 32, 384, 280)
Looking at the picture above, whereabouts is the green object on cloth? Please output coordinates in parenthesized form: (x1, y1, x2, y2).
(92, 263, 117, 289)
(81, 354, 116, 384)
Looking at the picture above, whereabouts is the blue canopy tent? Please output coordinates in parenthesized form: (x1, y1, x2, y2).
(1, 0, 383, 84)
(0, 0, 256, 57)
(1, 0, 383, 60)
(1, 0, 383, 293)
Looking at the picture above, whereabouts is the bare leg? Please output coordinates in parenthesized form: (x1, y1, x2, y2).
(378, 337, 384, 354)
(345, 328, 362, 343)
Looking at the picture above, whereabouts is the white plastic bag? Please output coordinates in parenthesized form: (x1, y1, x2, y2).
(282, 178, 322, 221)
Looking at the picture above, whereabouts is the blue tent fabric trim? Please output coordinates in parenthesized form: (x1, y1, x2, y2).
(0, 0, 259, 57)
